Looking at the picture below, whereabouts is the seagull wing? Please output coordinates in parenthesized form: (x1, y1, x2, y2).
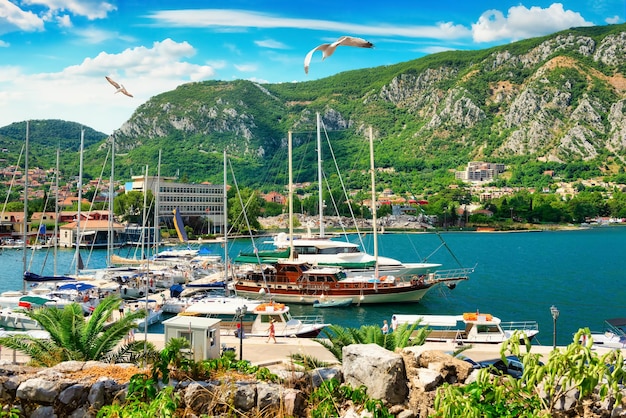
(304, 43, 331, 74)
(120, 87, 133, 98)
(105, 76, 121, 89)
(334, 36, 374, 49)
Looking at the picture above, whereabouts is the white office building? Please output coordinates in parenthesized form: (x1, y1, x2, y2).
(130, 176, 226, 233)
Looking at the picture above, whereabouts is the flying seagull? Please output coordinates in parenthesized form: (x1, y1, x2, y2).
(105, 76, 133, 97)
(304, 36, 374, 74)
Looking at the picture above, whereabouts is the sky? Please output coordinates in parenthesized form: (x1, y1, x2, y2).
(0, 1, 624, 135)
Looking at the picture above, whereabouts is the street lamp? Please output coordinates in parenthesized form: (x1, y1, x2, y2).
(235, 305, 248, 360)
(550, 305, 559, 350)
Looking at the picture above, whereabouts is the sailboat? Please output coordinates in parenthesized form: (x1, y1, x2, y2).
(235, 112, 442, 278)
(234, 128, 471, 305)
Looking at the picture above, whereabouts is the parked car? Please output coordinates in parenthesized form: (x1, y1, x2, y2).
(478, 355, 526, 379)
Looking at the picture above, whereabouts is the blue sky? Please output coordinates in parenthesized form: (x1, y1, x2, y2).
(0, 1, 623, 135)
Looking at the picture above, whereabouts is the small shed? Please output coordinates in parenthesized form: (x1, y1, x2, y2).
(162, 316, 221, 361)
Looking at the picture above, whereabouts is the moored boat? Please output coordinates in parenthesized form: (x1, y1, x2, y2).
(233, 259, 469, 305)
(181, 298, 328, 338)
(588, 318, 626, 349)
(393, 312, 539, 344)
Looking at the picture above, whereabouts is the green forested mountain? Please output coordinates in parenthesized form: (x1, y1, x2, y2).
(2, 23, 626, 195)
(0, 120, 107, 180)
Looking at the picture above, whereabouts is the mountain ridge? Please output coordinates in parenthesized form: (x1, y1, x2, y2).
(1, 23, 625, 193)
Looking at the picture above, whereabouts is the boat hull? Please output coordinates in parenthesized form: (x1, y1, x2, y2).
(234, 285, 433, 305)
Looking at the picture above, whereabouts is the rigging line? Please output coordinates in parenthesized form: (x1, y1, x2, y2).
(78, 145, 111, 270)
(1, 143, 25, 223)
(228, 157, 271, 295)
(320, 119, 364, 246)
(27, 166, 60, 275)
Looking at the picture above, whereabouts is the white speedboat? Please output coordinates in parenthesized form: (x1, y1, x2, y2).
(393, 312, 539, 344)
(588, 318, 626, 349)
(182, 298, 328, 338)
(0, 308, 43, 331)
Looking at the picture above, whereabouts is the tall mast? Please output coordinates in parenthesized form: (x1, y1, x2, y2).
(54, 147, 59, 275)
(107, 136, 115, 266)
(74, 128, 84, 275)
(154, 150, 161, 258)
(369, 127, 378, 279)
(141, 165, 148, 260)
(288, 131, 294, 260)
(22, 121, 29, 291)
(223, 150, 229, 286)
(317, 112, 324, 237)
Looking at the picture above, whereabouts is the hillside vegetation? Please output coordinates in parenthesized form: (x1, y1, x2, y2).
(1, 24, 625, 195)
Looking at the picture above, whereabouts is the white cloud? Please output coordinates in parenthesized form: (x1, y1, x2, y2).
(472, 3, 594, 43)
(0, 39, 9, 47)
(0, 1, 44, 35)
(73, 27, 120, 44)
(255, 39, 288, 49)
(605, 15, 621, 24)
(22, 0, 116, 20)
(234, 63, 257, 72)
(147, 9, 471, 40)
(0, 39, 216, 134)
(55, 14, 72, 28)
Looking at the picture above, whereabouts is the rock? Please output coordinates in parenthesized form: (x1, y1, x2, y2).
(283, 388, 306, 417)
(257, 382, 282, 414)
(183, 381, 213, 412)
(16, 378, 59, 404)
(232, 382, 256, 412)
(414, 368, 442, 392)
(309, 366, 343, 389)
(58, 383, 88, 406)
(29, 405, 56, 418)
(87, 380, 106, 410)
(342, 344, 408, 405)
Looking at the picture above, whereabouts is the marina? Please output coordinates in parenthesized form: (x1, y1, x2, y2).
(0, 226, 625, 346)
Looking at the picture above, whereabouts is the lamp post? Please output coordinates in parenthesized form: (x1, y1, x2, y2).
(550, 305, 559, 350)
(235, 305, 248, 360)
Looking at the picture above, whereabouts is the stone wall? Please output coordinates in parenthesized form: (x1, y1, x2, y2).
(1, 345, 625, 417)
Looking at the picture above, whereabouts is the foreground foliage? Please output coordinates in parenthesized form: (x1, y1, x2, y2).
(432, 329, 626, 417)
(0, 296, 149, 367)
(309, 378, 392, 418)
(315, 322, 429, 362)
(98, 337, 279, 417)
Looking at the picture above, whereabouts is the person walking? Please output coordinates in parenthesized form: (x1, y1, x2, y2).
(391, 315, 398, 332)
(267, 319, 277, 343)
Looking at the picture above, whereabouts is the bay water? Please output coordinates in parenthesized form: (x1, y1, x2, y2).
(2, 226, 625, 346)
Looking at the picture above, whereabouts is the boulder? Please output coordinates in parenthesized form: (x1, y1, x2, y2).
(342, 344, 408, 405)
(16, 378, 59, 404)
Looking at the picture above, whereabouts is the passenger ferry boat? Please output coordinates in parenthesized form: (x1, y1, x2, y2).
(393, 312, 539, 344)
(181, 298, 328, 338)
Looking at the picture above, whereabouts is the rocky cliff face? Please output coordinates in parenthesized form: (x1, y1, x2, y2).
(109, 24, 626, 181)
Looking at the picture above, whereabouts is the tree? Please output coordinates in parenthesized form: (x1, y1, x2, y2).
(0, 296, 149, 367)
(114, 190, 154, 224)
(228, 187, 261, 233)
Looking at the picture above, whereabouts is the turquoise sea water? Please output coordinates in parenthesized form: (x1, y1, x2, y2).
(2, 226, 625, 346)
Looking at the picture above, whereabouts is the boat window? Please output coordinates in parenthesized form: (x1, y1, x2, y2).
(296, 246, 318, 254)
(476, 325, 501, 333)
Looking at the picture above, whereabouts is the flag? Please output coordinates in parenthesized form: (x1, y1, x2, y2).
(172, 208, 188, 243)
(38, 224, 46, 236)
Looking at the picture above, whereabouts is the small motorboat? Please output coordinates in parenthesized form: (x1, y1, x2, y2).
(313, 297, 352, 308)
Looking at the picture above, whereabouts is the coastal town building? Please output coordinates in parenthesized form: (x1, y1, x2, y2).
(455, 162, 506, 183)
(129, 176, 226, 233)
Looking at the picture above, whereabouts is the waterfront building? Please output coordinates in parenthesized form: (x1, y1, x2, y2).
(129, 176, 226, 234)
